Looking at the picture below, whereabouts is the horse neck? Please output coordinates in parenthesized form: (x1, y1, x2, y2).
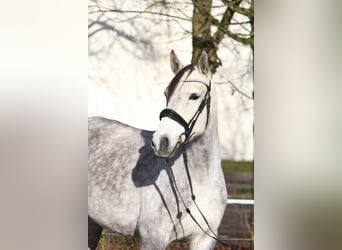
(186, 84, 221, 170)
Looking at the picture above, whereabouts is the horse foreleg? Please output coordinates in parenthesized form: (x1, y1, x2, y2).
(140, 237, 168, 250)
(189, 232, 217, 250)
(88, 216, 102, 250)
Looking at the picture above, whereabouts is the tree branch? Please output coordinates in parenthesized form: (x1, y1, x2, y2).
(89, 9, 191, 22)
(212, 0, 243, 46)
(216, 79, 253, 100)
(227, 2, 253, 18)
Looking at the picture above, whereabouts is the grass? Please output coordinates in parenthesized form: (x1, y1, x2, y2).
(230, 185, 253, 195)
(221, 160, 254, 198)
(221, 160, 253, 173)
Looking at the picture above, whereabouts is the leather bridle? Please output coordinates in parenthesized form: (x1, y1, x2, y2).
(159, 79, 211, 144)
(158, 78, 225, 244)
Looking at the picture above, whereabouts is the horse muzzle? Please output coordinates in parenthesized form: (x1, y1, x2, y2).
(152, 115, 186, 159)
(151, 133, 183, 159)
(151, 135, 172, 158)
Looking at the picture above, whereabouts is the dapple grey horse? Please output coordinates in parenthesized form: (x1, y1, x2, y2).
(88, 50, 227, 250)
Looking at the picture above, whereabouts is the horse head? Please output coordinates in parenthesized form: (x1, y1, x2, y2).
(152, 50, 212, 158)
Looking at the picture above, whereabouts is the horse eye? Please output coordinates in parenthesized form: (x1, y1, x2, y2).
(189, 93, 200, 100)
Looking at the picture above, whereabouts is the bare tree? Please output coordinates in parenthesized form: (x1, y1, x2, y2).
(192, 0, 253, 73)
(89, 0, 253, 74)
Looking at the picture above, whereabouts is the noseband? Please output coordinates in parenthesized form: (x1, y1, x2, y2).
(159, 80, 211, 144)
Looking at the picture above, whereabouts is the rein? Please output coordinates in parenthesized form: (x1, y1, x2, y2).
(159, 79, 227, 245)
(165, 147, 225, 245)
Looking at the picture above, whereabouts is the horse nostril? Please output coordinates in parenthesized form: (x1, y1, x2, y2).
(159, 136, 169, 151)
(151, 140, 155, 148)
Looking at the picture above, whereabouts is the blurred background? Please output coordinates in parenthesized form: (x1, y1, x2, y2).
(1, 0, 341, 250)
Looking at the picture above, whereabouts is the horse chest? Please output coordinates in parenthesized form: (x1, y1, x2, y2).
(138, 167, 223, 233)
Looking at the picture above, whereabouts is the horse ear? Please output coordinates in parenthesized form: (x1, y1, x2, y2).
(170, 50, 184, 74)
(197, 50, 211, 78)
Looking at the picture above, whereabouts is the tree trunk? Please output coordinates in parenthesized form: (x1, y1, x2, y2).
(192, 0, 245, 74)
(191, 0, 214, 70)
